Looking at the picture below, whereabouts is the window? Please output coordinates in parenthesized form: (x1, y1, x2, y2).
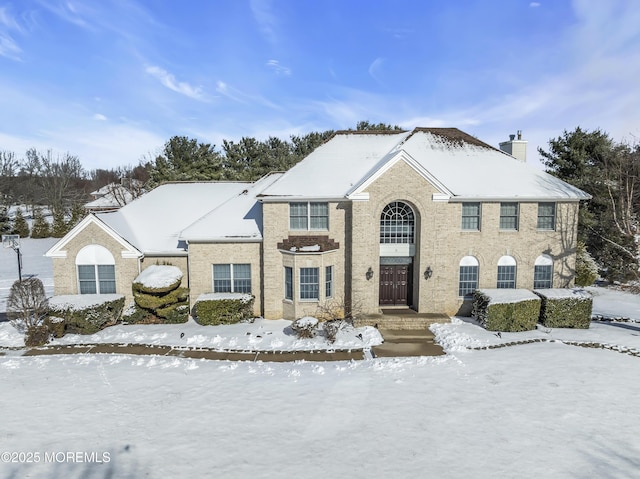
(289, 202, 329, 230)
(500, 203, 519, 230)
(76, 244, 116, 294)
(459, 256, 479, 297)
(325, 266, 333, 298)
(496, 256, 517, 288)
(380, 201, 415, 244)
(284, 267, 293, 300)
(300, 267, 319, 300)
(213, 264, 251, 293)
(462, 203, 481, 231)
(534, 255, 553, 289)
(537, 203, 556, 230)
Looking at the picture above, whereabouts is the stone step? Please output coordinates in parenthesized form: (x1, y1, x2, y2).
(354, 314, 451, 330)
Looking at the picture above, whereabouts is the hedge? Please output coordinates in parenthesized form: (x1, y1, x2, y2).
(194, 293, 254, 326)
(132, 265, 183, 294)
(473, 289, 541, 332)
(48, 294, 125, 335)
(534, 289, 593, 328)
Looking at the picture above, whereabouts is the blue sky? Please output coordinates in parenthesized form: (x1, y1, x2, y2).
(1, 0, 639, 170)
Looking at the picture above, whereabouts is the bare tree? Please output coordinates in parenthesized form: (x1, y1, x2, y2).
(34, 149, 87, 214)
(0, 150, 20, 207)
(6, 278, 50, 346)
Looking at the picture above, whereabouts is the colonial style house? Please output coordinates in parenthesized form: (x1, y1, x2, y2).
(46, 128, 590, 322)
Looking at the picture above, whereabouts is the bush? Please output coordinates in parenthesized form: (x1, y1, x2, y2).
(11, 207, 30, 237)
(534, 289, 593, 328)
(30, 208, 50, 238)
(473, 289, 541, 332)
(25, 324, 51, 347)
(132, 265, 183, 294)
(575, 241, 598, 287)
(131, 265, 189, 324)
(322, 319, 346, 343)
(49, 294, 125, 335)
(44, 316, 65, 338)
(194, 293, 254, 325)
(291, 316, 319, 339)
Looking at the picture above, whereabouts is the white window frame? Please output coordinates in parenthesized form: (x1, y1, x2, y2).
(77, 264, 116, 294)
(461, 203, 481, 231)
(534, 254, 554, 288)
(299, 267, 320, 301)
(499, 202, 519, 231)
(496, 255, 517, 289)
(289, 202, 329, 231)
(284, 266, 293, 301)
(325, 265, 333, 298)
(537, 203, 556, 231)
(212, 264, 252, 293)
(459, 256, 479, 297)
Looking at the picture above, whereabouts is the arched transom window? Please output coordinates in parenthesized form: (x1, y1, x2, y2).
(380, 201, 415, 244)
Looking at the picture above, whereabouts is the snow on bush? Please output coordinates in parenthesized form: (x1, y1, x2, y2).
(534, 288, 593, 329)
(473, 289, 541, 332)
(291, 316, 319, 339)
(49, 294, 125, 335)
(133, 265, 183, 293)
(194, 293, 255, 326)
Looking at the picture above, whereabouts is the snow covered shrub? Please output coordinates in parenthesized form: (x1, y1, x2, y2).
(291, 316, 319, 339)
(49, 294, 125, 335)
(6, 278, 50, 346)
(322, 319, 346, 343)
(575, 242, 598, 287)
(473, 289, 541, 332)
(534, 289, 592, 329)
(25, 324, 51, 347)
(132, 265, 189, 324)
(44, 316, 65, 338)
(194, 293, 254, 325)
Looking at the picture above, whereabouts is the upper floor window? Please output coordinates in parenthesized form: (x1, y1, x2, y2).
(461, 203, 481, 231)
(380, 201, 415, 244)
(290, 202, 329, 230)
(537, 203, 556, 230)
(213, 264, 251, 293)
(500, 203, 519, 230)
(534, 254, 553, 289)
(496, 255, 517, 289)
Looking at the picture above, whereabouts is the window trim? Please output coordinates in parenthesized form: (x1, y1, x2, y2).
(499, 202, 519, 231)
(537, 202, 556, 231)
(289, 202, 329, 231)
(380, 201, 415, 244)
(212, 263, 252, 294)
(534, 255, 554, 289)
(299, 267, 320, 301)
(325, 265, 333, 299)
(461, 203, 481, 231)
(284, 266, 293, 301)
(77, 264, 116, 294)
(458, 256, 479, 298)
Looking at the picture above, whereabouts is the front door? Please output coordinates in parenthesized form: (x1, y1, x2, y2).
(379, 264, 411, 306)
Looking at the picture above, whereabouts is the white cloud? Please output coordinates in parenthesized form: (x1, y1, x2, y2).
(529, 2, 541, 7)
(266, 60, 291, 76)
(368, 57, 385, 83)
(250, 0, 278, 44)
(93, 113, 107, 121)
(0, 33, 22, 60)
(145, 65, 205, 101)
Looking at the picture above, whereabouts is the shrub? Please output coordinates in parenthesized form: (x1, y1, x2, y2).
(473, 289, 541, 332)
(44, 316, 65, 338)
(291, 316, 319, 339)
(322, 319, 346, 343)
(11, 207, 30, 237)
(49, 294, 125, 335)
(121, 302, 154, 324)
(194, 293, 254, 325)
(534, 289, 593, 328)
(25, 324, 51, 347)
(575, 241, 598, 287)
(30, 208, 50, 238)
(132, 265, 183, 294)
(6, 278, 49, 331)
(131, 266, 189, 324)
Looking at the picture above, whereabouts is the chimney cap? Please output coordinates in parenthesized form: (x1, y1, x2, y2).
(517, 130, 522, 140)
(509, 134, 515, 141)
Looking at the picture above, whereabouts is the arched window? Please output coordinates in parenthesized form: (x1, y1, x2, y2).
(75, 245, 116, 294)
(380, 201, 415, 244)
(459, 256, 479, 297)
(534, 254, 553, 289)
(497, 255, 517, 289)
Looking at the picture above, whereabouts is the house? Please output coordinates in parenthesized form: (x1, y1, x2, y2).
(46, 128, 590, 323)
(85, 179, 144, 212)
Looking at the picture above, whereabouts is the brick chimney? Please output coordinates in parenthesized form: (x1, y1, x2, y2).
(499, 130, 527, 162)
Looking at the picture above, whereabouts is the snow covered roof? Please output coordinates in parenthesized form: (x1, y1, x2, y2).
(90, 173, 284, 254)
(259, 128, 590, 202)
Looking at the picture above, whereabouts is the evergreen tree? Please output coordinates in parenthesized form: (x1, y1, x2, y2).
(574, 242, 599, 287)
(31, 208, 50, 238)
(539, 128, 639, 281)
(11, 207, 30, 237)
(0, 206, 10, 235)
(67, 202, 87, 229)
(51, 209, 68, 238)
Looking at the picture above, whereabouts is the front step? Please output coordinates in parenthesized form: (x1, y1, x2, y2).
(354, 313, 451, 330)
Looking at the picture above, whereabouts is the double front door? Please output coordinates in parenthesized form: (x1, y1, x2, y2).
(379, 263, 412, 306)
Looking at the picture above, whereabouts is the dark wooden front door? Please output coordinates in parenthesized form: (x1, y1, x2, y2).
(379, 264, 411, 306)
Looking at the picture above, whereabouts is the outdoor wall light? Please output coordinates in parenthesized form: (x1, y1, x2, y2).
(424, 266, 433, 280)
(366, 267, 374, 280)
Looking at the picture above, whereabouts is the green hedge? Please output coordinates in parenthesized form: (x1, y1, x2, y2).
(133, 287, 189, 310)
(473, 289, 541, 332)
(534, 289, 592, 328)
(48, 295, 125, 335)
(194, 293, 254, 326)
